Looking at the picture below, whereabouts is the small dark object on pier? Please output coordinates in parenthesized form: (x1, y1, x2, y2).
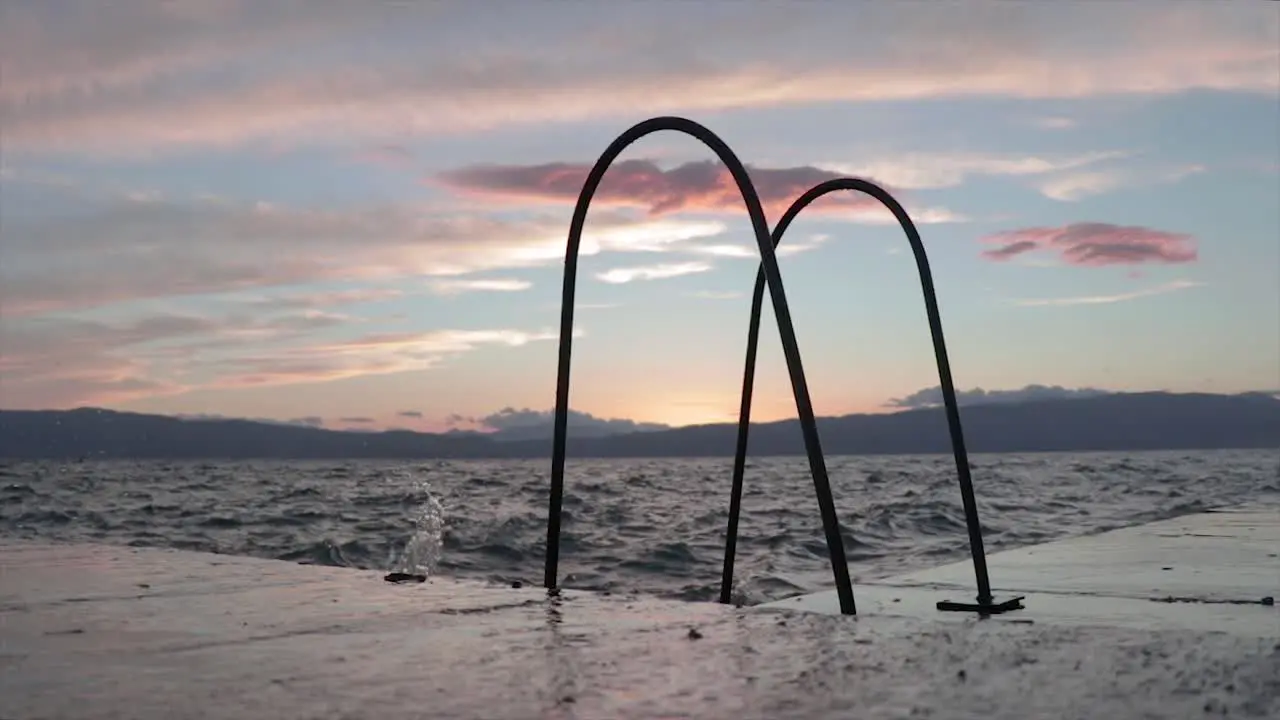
(384, 572, 426, 584)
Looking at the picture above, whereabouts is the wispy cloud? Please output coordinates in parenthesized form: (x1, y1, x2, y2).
(828, 151, 1203, 204)
(1032, 116, 1077, 130)
(6, 4, 1272, 155)
(1036, 171, 1126, 202)
(212, 328, 568, 389)
(596, 262, 713, 284)
(821, 151, 1124, 190)
(0, 311, 570, 408)
(354, 144, 417, 169)
(0, 311, 339, 407)
(0, 1, 381, 103)
(682, 244, 757, 259)
(1010, 279, 1205, 307)
(235, 288, 405, 311)
(428, 278, 532, 295)
(1037, 164, 1205, 201)
(778, 233, 831, 257)
(981, 223, 1198, 266)
(680, 233, 831, 260)
(1, 197, 728, 316)
(0, 164, 169, 205)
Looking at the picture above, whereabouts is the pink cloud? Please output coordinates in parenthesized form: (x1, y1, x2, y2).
(0, 317, 202, 407)
(980, 223, 1198, 266)
(434, 160, 892, 219)
(1, 309, 353, 407)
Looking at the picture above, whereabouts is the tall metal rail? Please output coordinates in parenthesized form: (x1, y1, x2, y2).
(542, 117, 856, 614)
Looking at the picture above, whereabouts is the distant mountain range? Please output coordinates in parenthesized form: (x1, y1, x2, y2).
(1, 392, 1277, 460)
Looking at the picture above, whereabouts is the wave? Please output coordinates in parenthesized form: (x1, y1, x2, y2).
(0, 449, 1276, 604)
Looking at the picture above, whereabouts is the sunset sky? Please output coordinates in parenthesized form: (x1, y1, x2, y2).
(2, 1, 1278, 433)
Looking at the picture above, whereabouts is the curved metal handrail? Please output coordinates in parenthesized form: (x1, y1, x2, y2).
(719, 177, 997, 610)
(544, 116, 857, 615)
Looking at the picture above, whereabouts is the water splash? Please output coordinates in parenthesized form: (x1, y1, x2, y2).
(389, 480, 446, 576)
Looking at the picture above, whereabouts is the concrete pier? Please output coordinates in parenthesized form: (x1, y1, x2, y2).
(2, 506, 1277, 719)
(765, 504, 1279, 636)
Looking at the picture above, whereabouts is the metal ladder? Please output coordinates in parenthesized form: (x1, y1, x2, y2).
(542, 117, 1022, 616)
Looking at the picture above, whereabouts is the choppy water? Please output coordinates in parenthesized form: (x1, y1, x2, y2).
(2, 450, 1277, 604)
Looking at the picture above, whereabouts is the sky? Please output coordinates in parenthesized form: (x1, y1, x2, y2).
(1, 1, 1278, 433)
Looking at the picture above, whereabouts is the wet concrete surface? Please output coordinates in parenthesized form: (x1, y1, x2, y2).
(2, 508, 1278, 719)
(769, 504, 1280, 637)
